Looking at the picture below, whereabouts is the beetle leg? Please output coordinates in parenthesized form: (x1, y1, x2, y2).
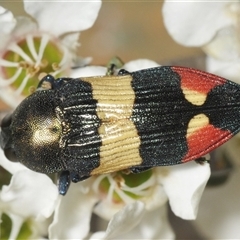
(106, 63, 116, 76)
(106, 57, 124, 76)
(70, 172, 80, 182)
(130, 166, 152, 174)
(58, 171, 90, 195)
(58, 170, 71, 195)
(195, 157, 210, 165)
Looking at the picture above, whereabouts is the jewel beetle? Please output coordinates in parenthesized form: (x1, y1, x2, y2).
(1, 66, 240, 195)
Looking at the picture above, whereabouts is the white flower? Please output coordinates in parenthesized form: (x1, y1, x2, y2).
(162, 1, 240, 82)
(194, 166, 240, 239)
(48, 161, 209, 239)
(0, 149, 59, 239)
(162, 1, 234, 47)
(49, 178, 99, 240)
(88, 162, 210, 239)
(90, 202, 174, 240)
(0, 1, 101, 107)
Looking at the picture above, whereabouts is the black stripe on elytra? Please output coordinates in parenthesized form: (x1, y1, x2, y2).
(130, 67, 195, 167)
(201, 80, 240, 133)
(130, 66, 240, 168)
(54, 78, 101, 177)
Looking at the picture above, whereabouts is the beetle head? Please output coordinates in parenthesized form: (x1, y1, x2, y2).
(0, 90, 64, 174)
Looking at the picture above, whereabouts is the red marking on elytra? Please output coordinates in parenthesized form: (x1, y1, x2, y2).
(182, 124, 232, 163)
(172, 67, 226, 94)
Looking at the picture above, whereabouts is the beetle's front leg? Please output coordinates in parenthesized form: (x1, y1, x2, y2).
(195, 157, 210, 165)
(58, 170, 90, 195)
(58, 170, 71, 195)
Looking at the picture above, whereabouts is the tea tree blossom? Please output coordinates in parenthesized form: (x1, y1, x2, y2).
(162, 0, 240, 82)
(49, 151, 210, 239)
(196, 165, 240, 239)
(0, 149, 59, 239)
(0, 1, 101, 107)
(87, 163, 210, 239)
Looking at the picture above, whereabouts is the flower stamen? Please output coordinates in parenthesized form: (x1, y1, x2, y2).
(26, 35, 38, 61)
(106, 175, 116, 202)
(0, 59, 19, 67)
(35, 34, 49, 67)
(8, 43, 33, 64)
(15, 74, 30, 95)
(0, 68, 21, 87)
(94, 169, 155, 206)
(52, 62, 61, 71)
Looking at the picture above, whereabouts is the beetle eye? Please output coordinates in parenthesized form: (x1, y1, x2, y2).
(1, 114, 12, 128)
(0, 114, 18, 162)
(4, 148, 18, 162)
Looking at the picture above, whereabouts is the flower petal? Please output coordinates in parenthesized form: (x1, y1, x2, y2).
(123, 59, 160, 72)
(92, 203, 174, 239)
(5, 213, 24, 240)
(111, 205, 174, 239)
(60, 32, 93, 69)
(159, 161, 210, 219)
(0, 6, 16, 50)
(133, 205, 174, 239)
(24, 1, 102, 36)
(206, 56, 240, 84)
(94, 200, 125, 221)
(90, 231, 106, 240)
(144, 183, 168, 211)
(162, 1, 233, 46)
(0, 149, 26, 174)
(0, 15, 38, 50)
(0, 169, 58, 220)
(70, 66, 107, 78)
(194, 167, 240, 239)
(49, 179, 98, 240)
(13, 17, 38, 39)
(203, 26, 240, 61)
(103, 201, 145, 239)
(61, 32, 80, 53)
(0, 6, 16, 34)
